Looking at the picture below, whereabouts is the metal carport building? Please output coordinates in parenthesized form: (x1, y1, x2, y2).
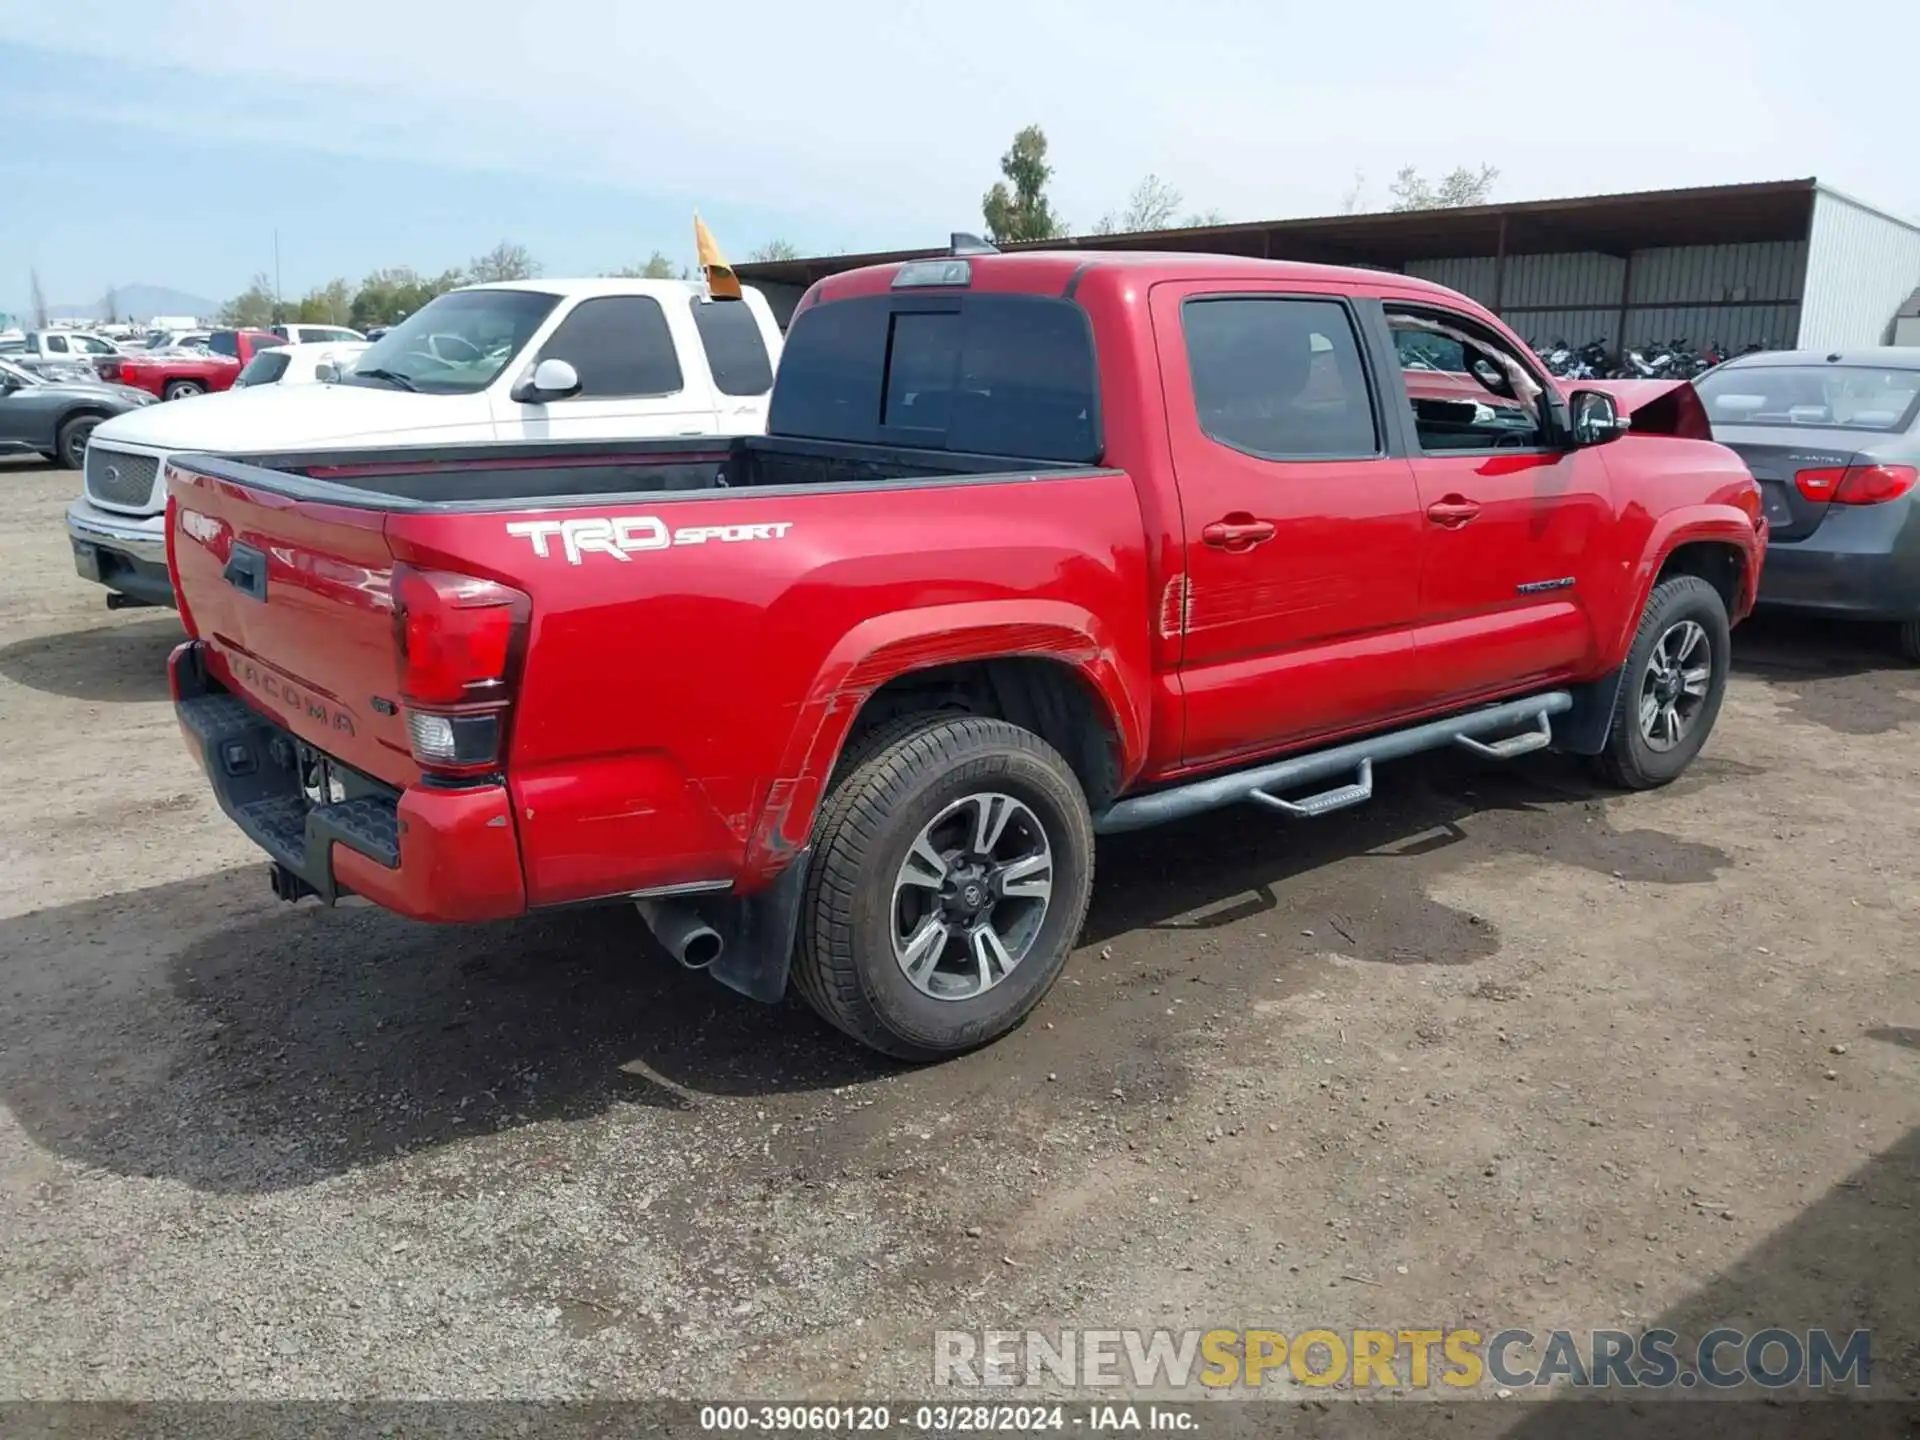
(737, 178, 1920, 354)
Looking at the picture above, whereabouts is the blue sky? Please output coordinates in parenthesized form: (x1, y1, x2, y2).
(3, 0, 1914, 318)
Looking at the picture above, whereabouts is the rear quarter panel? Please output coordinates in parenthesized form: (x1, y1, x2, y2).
(387, 472, 1154, 905)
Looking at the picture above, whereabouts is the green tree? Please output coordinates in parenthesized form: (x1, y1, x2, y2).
(606, 251, 685, 279)
(748, 238, 800, 262)
(982, 125, 1066, 243)
(468, 241, 539, 283)
(348, 266, 466, 329)
(1388, 164, 1498, 211)
(291, 278, 354, 324)
(218, 273, 278, 328)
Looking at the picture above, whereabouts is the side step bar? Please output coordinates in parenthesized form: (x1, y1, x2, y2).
(1092, 692, 1571, 835)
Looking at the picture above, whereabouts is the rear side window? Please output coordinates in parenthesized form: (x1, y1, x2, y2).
(1183, 297, 1379, 460)
(236, 351, 290, 387)
(45, 334, 69, 353)
(271, 325, 291, 340)
(689, 299, 773, 396)
(537, 296, 682, 397)
(207, 332, 238, 358)
(771, 294, 1099, 462)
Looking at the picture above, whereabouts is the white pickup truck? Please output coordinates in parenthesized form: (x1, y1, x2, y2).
(68, 277, 785, 607)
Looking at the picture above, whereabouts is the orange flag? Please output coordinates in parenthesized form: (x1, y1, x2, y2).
(695, 213, 741, 300)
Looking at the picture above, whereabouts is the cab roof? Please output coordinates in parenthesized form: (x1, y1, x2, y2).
(812, 249, 1464, 303)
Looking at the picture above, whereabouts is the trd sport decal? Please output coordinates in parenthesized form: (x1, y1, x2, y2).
(506, 517, 793, 564)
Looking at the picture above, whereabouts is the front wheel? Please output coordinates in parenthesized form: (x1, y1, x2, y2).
(1592, 575, 1731, 789)
(55, 415, 99, 470)
(794, 715, 1095, 1060)
(162, 380, 205, 401)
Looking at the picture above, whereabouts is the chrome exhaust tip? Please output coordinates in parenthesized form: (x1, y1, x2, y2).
(635, 898, 724, 971)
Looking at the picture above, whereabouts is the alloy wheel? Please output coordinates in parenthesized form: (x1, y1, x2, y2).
(890, 791, 1054, 1001)
(1638, 620, 1711, 751)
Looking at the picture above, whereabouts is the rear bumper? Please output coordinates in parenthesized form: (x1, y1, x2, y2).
(170, 641, 526, 923)
(67, 499, 175, 606)
(1756, 504, 1920, 621)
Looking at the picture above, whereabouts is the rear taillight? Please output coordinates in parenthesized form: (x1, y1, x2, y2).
(1793, 467, 1845, 501)
(390, 563, 530, 775)
(1795, 464, 1917, 506)
(1834, 464, 1917, 506)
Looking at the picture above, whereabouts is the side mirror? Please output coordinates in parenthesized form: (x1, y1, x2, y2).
(1569, 389, 1630, 447)
(511, 357, 581, 404)
(314, 361, 340, 384)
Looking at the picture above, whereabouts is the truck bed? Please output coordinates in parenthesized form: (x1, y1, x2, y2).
(175, 433, 1086, 510)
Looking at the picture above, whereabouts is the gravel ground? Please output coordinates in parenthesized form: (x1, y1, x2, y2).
(1, 456, 1916, 1408)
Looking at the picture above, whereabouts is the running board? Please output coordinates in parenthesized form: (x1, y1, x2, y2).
(1092, 692, 1572, 835)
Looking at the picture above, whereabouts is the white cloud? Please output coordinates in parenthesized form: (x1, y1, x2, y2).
(8, 0, 1916, 240)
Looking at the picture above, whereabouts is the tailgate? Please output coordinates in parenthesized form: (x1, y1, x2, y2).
(169, 465, 415, 786)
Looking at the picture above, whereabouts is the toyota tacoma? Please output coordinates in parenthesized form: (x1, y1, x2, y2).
(165, 244, 1766, 1059)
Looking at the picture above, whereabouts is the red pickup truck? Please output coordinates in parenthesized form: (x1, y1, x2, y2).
(102, 329, 281, 400)
(165, 248, 1765, 1059)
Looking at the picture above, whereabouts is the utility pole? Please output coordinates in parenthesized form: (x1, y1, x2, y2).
(273, 230, 283, 320)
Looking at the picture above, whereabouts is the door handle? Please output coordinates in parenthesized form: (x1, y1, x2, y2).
(1425, 496, 1482, 528)
(1201, 515, 1277, 550)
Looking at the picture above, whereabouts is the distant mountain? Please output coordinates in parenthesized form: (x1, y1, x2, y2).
(44, 284, 223, 324)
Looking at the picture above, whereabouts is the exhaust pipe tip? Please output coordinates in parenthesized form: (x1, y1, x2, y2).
(635, 898, 725, 971)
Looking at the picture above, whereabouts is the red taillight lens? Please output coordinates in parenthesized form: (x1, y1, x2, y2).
(1795, 463, 1917, 506)
(1833, 464, 1918, 506)
(390, 564, 530, 776)
(1793, 467, 1845, 501)
(391, 564, 530, 705)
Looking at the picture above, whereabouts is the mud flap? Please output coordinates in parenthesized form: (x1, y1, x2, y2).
(1553, 666, 1627, 756)
(698, 851, 812, 1004)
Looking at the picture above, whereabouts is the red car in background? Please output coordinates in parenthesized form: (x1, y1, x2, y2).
(99, 329, 281, 401)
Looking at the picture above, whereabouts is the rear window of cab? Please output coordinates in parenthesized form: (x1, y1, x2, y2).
(769, 293, 1100, 463)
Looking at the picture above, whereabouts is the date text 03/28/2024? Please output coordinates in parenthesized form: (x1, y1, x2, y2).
(698, 1404, 1182, 1433)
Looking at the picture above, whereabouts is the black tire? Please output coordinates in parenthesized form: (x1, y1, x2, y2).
(55, 414, 100, 470)
(162, 380, 205, 401)
(794, 714, 1095, 1061)
(1592, 575, 1731, 789)
(1896, 620, 1920, 664)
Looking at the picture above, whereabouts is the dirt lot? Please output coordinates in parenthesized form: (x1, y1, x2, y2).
(2, 455, 1917, 1409)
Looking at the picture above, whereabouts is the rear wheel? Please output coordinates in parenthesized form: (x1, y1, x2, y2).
(55, 414, 100, 470)
(162, 379, 205, 401)
(795, 714, 1094, 1061)
(1593, 575, 1731, 789)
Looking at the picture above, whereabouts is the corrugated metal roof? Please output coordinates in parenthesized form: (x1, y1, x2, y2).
(1897, 287, 1920, 319)
(738, 178, 1824, 289)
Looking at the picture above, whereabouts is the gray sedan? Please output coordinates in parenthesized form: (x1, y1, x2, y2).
(1696, 348, 1920, 658)
(0, 357, 154, 469)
